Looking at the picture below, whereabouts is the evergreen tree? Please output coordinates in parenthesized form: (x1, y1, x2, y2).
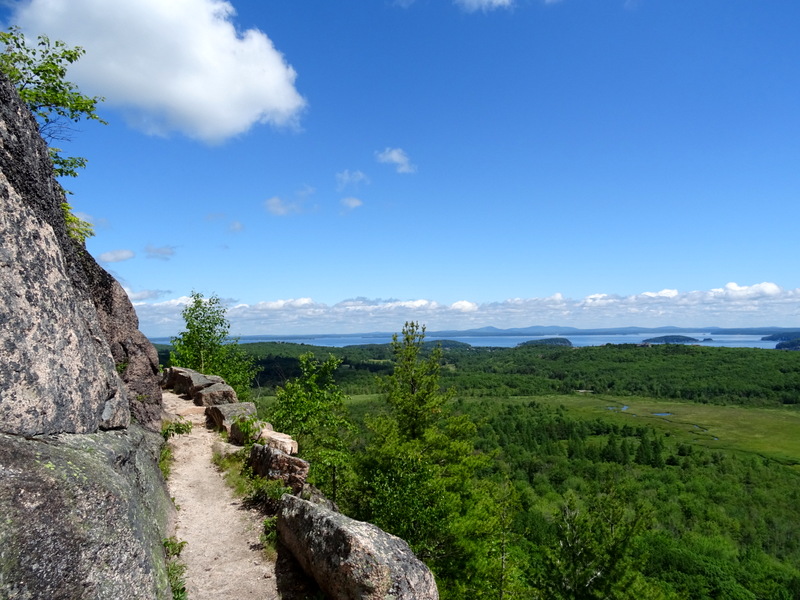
(380, 321, 455, 440)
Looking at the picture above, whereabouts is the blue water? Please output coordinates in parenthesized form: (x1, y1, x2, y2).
(149, 333, 779, 350)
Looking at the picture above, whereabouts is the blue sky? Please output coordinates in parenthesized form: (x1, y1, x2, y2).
(3, 0, 800, 336)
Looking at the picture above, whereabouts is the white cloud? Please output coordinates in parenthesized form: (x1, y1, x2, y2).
(145, 244, 176, 260)
(376, 147, 417, 174)
(264, 186, 314, 216)
(451, 300, 478, 312)
(131, 283, 800, 337)
(336, 169, 370, 191)
(12, 0, 306, 143)
(229, 220, 244, 232)
(397, 0, 514, 10)
(265, 196, 298, 216)
(454, 0, 514, 11)
(341, 197, 363, 211)
(124, 287, 171, 301)
(98, 249, 135, 263)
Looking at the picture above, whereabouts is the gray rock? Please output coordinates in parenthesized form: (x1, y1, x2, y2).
(0, 74, 174, 598)
(249, 443, 309, 493)
(205, 402, 257, 431)
(190, 374, 225, 396)
(278, 495, 439, 600)
(78, 252, 163, 431)
(0, 425, 175, 599)
(172, 368, 214, 397)
(193, 382, 238, 406)
(160, 366, 190, 390)
(212, 439, 244, 459)
(0, 74, 128, 435)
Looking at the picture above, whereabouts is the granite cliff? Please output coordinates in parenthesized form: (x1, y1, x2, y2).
(0, 73, 174, 598)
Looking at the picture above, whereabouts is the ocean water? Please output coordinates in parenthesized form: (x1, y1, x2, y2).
(150, 333, 779, 349)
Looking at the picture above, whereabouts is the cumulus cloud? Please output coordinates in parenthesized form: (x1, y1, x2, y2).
(98, 249, 135, 263)
(454, 0, 514, 11)
(451, 300, 479, 312)
(376, 147, 417, 174)
(336, 169, 370, 191)
(228, 220, 244, 232)
(11, 0, 306, 143)
(145, 244, 176, 260)
(131, 283, 800, 337)
(341, 197, 363, 211)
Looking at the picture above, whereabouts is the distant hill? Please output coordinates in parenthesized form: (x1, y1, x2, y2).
(428, 325, 798, 338)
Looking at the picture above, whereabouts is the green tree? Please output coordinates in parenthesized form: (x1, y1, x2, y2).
(0, 26, 106, 242)
(270, 352, 354, 502)
(170, 291, 257, 400)
(380, 321, 455, 440)
(536, 490, 652, 599)
(348, 322, 497, 599)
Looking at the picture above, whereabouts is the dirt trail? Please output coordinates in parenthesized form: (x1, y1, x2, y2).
(163, 391, 279, 600)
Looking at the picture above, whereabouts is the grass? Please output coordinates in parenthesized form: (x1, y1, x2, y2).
(476, 393, 800, 466)
(163, 537, 188, 600)
(339, 393, 800, 467)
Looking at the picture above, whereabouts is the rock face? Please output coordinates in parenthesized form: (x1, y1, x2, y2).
(0, 101, 128, 435)
(278, 495, 439, 600)
(80, 257, 163, 430)
(0, 71, 166, 435)
(0, 427, 175, 599)
(0, 74, 173, 597)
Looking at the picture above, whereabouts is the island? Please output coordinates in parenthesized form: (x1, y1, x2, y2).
(642, 335, 700, 344)
(518, 337, 573, 348)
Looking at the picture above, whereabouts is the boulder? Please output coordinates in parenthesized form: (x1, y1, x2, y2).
(193, 382, 238, 406)
(278, 495, 439, 600)
(189, 375, 225, 397)
(249, 443, 309, 493)
(212, 439, 243, 459)
(205, 402, 257, 432)
(0, 426, 175, 599)
(171, 368, 214, 397)
(262, 430, 299, 455)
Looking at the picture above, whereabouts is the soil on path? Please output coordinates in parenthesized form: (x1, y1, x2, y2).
(163, 391, 279, 600)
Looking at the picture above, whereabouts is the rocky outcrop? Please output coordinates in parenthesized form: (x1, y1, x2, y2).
(80, 257, 163, 430)
(0, 90, 128, 434)
(0, 74, 173, 598)
(0, 426, 174, 599)
(278, 495, 439, 600)
(0, 76, 161, 435)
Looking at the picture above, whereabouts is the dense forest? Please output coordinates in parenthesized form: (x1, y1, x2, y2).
(156, 335, 800, 598)
(157, 339, 800, 405)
